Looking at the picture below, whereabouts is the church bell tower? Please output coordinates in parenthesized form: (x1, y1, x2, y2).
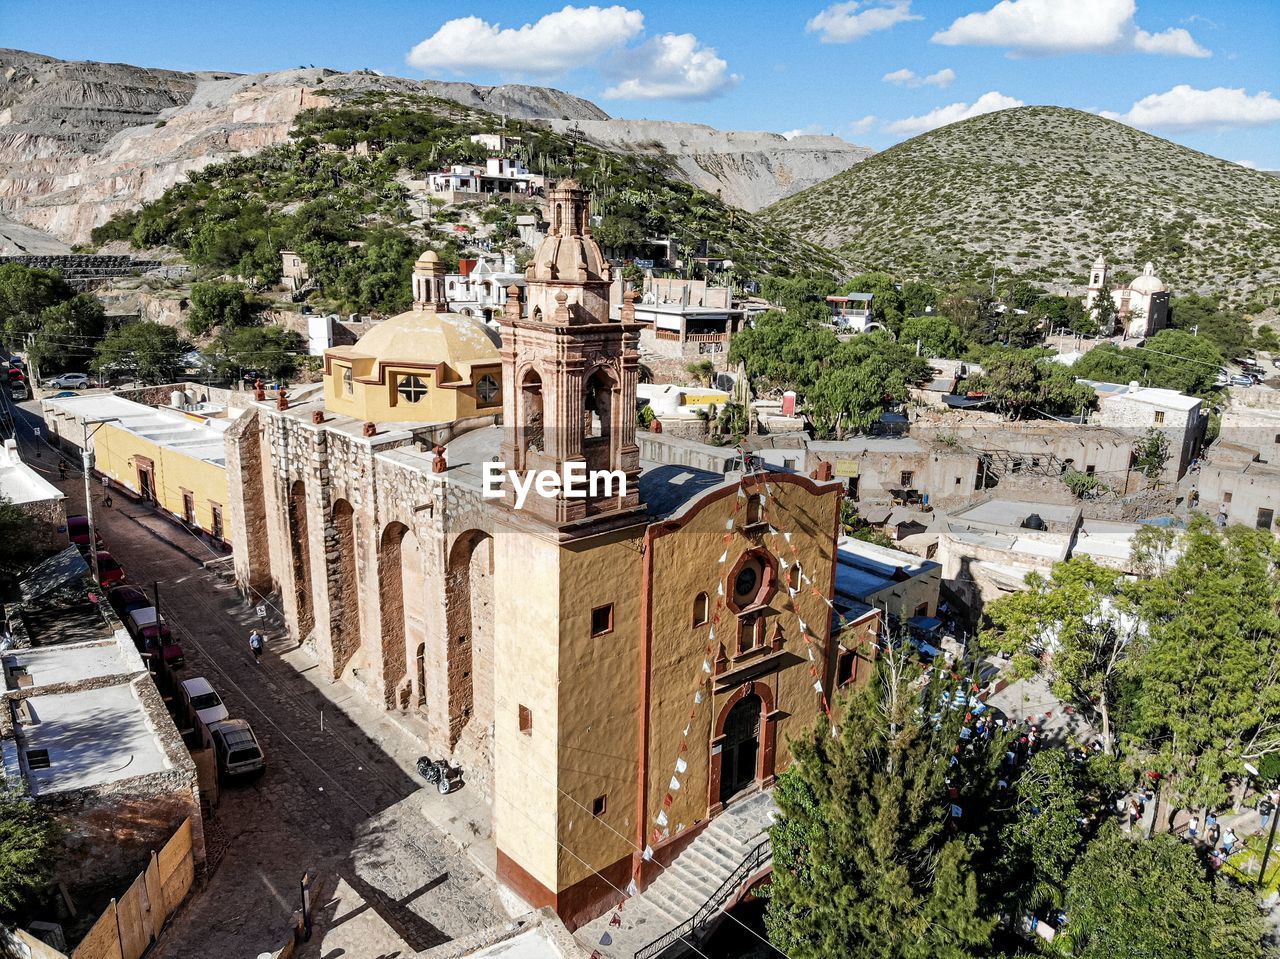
(496, 179, 643, 531)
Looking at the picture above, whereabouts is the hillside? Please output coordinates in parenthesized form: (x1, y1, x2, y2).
(0, 49, 869, 244)
(762, 106, 1280, 298)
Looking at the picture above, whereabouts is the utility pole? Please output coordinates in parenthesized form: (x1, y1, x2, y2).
(81, 417, 119, 586)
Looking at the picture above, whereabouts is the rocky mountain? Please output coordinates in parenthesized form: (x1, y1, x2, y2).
(762, 106, 1280, 297)
(0, 48, 869, 245)
(548, 119, 872, 211)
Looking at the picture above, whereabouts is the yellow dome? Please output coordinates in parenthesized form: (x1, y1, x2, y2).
(414, 250, 442, 271)
(351, 308, 500, 370)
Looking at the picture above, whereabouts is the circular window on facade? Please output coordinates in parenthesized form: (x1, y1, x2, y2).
(397, 374, 428, 403)
(476, 373, 501, 406)
(729, 552, 773, 611)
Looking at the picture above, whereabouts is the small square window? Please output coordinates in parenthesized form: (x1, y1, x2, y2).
(955, 476, 962, 485)
(1153, 411, 1165, 425)
(783, 458, 796, 470)
(518, 705, 532, 734)
(1224, 491, 1233, 504)
(1259, 508, 1274, 530)
(26, 748, 50, 770)
(836, 650, 856, 688)
(592, 604, 614, 637)
(592, 794, 607, 817)
(900, 470, 914, 487)
(1085, 465, 1096, 476)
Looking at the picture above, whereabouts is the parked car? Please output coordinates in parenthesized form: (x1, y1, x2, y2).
(9, 381, 29, 401)
(67, 515, 105, 554)
(1230, 374, 1256, 387)
(178, 676, 229, 746)
(208, 719, 265, 779)
(125, 606, 184, 669)
(107, 584, 150, 620)
(47, 390, 79, 399)
(6, 367, 24, 383)
(43, 372, 89, 389)
(94, 551, 126, 586)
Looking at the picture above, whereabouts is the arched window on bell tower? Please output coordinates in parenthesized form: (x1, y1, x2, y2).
(583, 369, 614, 445)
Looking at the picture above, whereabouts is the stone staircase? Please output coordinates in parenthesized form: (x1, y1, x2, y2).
(576, 790, 776, 958)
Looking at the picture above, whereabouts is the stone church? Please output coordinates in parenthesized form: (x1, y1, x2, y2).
(225, 180, 876, 928)
(1085, 254, 1170, 339)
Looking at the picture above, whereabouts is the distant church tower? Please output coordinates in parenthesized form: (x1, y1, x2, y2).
(496, 178, 643, 529)
(1086, 253, 1110, 306)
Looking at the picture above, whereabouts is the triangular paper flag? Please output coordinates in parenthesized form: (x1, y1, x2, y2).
(718, 550, 728, 563)
(807, 647, 815, 661)
(708, 628, 715, 642)
(655, 810, 668, 827)
(779, 557, 789, 569)
(642, 845, 654, 861)
(694, 689, 703, 705)
(702, 659, 712, 674)
(600, 932, 614, 946)
(682, 723, 690, 737)
(725, 518, 734, 530)
(675, 757, 688, 773)
(784, 531, 792, 542)
(831, 724, 839, 738)
(670, 776, 682, 791)
(814, 680, 823, 693)
(717, 582, 725, 596)
(626, 879, 639, 897)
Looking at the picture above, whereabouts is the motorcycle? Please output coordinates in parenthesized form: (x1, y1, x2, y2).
(416, 755, 457, 794)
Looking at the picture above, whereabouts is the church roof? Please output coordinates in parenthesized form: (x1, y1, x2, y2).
(1127, 262, 1167, 295)
(333, 307, 500, 372)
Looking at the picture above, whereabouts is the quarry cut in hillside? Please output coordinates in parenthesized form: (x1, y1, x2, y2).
(0, 48, 871, 244)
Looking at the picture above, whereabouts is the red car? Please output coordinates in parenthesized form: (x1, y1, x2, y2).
(107, 584, 150, 620)
(125, 607, 185, 669)
(67, 515, 105, 555)
(94, 551, 126, 587)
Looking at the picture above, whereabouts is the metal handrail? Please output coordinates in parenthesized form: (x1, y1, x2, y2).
(634, 834, 772, 959)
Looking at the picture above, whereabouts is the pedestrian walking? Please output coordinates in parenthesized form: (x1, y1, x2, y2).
(1259, 794, 1276, 835)
(1187, 816, 1199, 841)
(1221, 828, 1237, 856)
(1128, 799, 1141, 831)
(249, 629, 264, 664)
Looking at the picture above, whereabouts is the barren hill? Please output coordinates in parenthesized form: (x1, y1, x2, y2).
(0, 48, 870, 244)
(762, 106, 1280, 297)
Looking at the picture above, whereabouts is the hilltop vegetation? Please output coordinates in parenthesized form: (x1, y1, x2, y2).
(763, 107, 1280, 301)
(90, 92, 835, 315)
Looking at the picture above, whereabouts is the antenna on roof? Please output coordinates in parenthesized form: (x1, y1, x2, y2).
(567, 123, 583, 177)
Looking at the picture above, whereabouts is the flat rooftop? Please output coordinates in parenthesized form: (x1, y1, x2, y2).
(18, 681, 172, 795)
(44, 393, 232, 465)
(807, 436, 925, 455)
(4, 639, 136, 690)
(1073, 519, 1141, 563)
(0, 442, 62, 505)
(835, 536, 939, 600)
(953, 499, 1078, 528)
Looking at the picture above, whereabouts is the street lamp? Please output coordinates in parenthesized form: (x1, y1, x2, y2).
(81, 417, 119, 586)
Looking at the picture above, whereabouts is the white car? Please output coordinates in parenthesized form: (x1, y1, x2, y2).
(208, 718, 265, 778)
(43, 373, 89, 389)
(179, 676, 229, 746)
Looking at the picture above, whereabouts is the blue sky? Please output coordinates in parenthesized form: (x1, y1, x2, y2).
(5, 0, 1279, 167)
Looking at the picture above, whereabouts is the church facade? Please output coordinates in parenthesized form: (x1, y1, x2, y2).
(1085, 254, 1171, 339)
(224, 181, 875, 928)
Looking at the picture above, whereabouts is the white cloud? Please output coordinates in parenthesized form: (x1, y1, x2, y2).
(850, 114, 878, 135)
(882, 67, 956, 88)
(1236, 159, 1259, 169)
(1101, 85, 1280, 131)
(602, 33, 739, 100)
(1132, 27, 1211, 57)
(932, 0, 1209, 57)
(781, 124, 825, 139)
(406, 5, 644, 76)
(884, 91, 1024, 135)
(806, 0, 921, 44)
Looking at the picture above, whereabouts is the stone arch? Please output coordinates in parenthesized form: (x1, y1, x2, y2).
(287, 480, 315, 640)
(378, 521, 424, 709)
(328, 499, 361, 680)
(583, 365, 617, 443)
(445, 529, 495, 749)
(520, 367, 544, 460)
(709, 681, 777, 814)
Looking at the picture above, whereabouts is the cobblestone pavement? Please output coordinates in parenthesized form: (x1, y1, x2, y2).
(16, 398, 506, 959)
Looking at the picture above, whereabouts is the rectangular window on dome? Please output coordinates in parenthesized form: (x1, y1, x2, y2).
(342, 366, 353, 396)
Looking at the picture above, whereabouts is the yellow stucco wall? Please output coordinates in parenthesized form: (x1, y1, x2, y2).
(493, 521, 565, 894)
(644, 477, 838, 847)
(93, 422, 231, 542)
(555, 527, 645, 891)
(323, 360, 503, 424)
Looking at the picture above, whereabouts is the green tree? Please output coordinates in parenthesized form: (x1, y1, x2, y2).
(999, 751, 1090, 912)
(900, 315, 965, 358)
(765, 664, 1003, 959)
(0, 264, 72, 345)
(0, 496, 39, 580)
(982, 558, 1132, 754)
(0, 783, 61, 916)
(94, 321, 189, 384)
(1032, 294, 1093, 337)
(187, 282, 249, 336)
(685, 359, 716, 387)
(216, 325, 304, 384)
(1124, 518, 1280, 814)
(1091, 276, 1116, 334)
(1073, 329, 1224, 396)
(1133, 427, 1170, 479)
(728, 310, 839, 394)
(1064, 826, 1264, 959)
(28, 293, 107, 374)
(1169, 293, 1254, 360)
(845, 272, 905, 332)
(966, 350, 1096, 420)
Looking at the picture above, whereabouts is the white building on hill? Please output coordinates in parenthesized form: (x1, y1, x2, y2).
(1085, 255, 1170, 339)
